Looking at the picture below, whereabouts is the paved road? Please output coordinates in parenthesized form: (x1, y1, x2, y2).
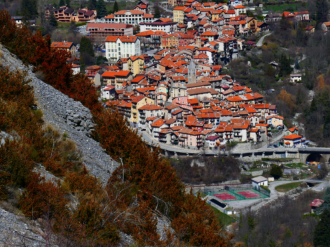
(256, 32, 272, 47)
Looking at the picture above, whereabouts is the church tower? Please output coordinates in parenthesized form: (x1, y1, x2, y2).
(188, 59, 196, 84)
(196, 36, 201, 49)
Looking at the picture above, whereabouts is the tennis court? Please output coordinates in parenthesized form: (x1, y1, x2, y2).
(207, 188, 269, 201)
(214, 193, 237, 201)
(236, 190, 262, 198)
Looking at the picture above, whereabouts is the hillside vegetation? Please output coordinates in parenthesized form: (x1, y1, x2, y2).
(0, 10, 233, 246)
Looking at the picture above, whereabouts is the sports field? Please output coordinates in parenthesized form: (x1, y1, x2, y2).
(209, 189, 268, 201)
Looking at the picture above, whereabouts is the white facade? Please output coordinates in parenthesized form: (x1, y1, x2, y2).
(105, 10, 154, 25)
(252, 176, 268, 189)
(290, 74, 302, 83)
(105, 37, 141, 61)
(140, 22, 177, 32)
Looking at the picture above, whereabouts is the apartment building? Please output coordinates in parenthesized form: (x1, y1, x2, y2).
(51, 42, 76, 54)
(140, 19, 178, 32)
(173, 6, 186, 24)
(86, 23, 133, 41)
(105, 36, 141, 63)
(131, 96, 155, 127)
(128, 55, 145, 76)
(104, 10, 154, 26)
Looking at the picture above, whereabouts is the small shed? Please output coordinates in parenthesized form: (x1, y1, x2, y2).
(252, 176, 268, 188)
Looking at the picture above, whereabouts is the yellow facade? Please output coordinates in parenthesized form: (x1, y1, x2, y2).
(131, 97, 155, 123)
(128, 57, 145, 76)
(173, 9, 184, 24)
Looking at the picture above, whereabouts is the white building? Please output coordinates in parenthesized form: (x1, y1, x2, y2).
(252, 176, 268, 189)
(140, 19, 178, 32)
(290, 73, 302, 83)
(105, 36, 141, 62)
(138, 104, 163, 129)
(101, 85, 116, 99)
(104, 10, 154, 26)
(71, 64, 80, 75)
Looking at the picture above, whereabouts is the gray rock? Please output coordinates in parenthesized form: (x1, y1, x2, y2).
(0, 46, 119, 186)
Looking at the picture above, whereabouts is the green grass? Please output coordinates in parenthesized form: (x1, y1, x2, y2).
(275, 182, 302, 192)
(264, 3, 300, 13)
(285, 163, 305, 168)
(210, 206, 235, 226)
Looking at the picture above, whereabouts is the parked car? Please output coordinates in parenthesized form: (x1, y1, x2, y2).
(273, 144, 278, 148)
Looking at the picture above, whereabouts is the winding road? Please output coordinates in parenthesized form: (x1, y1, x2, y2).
(256, 32, 272, 47)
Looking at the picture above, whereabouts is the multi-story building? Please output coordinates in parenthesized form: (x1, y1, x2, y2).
(161, 33, 180, 48)
(54, 6, 75, 22)
(140, 19, 178, 33)
(104, 10, 154, 26)
(105, 36, 141, 63)
(128, 55, 145, 76)
(87, 23, 133, 42)
(51, 42, 77, 55)
(76, 8, 97, 22)
(173, 6, 186, 24)
(138, 104, 163, 129)
(131, 96, 155, 127)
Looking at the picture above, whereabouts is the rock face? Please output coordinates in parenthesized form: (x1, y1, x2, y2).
(0, 45, 119, 185)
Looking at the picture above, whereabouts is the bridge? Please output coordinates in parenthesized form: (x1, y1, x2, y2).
(138, 130, 330, 164)
(231, 147, 330, 164)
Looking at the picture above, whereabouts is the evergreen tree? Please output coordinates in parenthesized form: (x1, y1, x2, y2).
(265, 64, 275, 77)
(323, 111, 330, 138)
(88, 0, 97, 10)
(310, 97, 317, 112)
(21, 0, 38, 20)
(96, 0, 107, 18)
(279, 55, 292, 77)
(49, 11, 58, 27)
(270, 164, 283, 179)
(296, 87, 303, 104)
(113, 1, 119, 13)
(80, 57, 85, 74)
(66, 0, 71, 7)
(313, 209, 330, 246)
(80, 36, 94, 57)
(154, 6, 160, 18)
(59, 0, 65, 6)
(294, 58, 300, 70)
(316, 0, 329, 25)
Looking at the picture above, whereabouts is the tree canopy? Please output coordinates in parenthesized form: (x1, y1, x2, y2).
(314, 209, 330, 246)
(96, 0, 107, 18)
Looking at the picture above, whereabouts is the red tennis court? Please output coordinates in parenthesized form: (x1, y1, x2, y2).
(237, 191, 262, 198)
(214, 193, 237, 200)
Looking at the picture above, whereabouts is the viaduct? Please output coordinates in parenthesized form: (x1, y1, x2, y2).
(139, 131, 330, 164)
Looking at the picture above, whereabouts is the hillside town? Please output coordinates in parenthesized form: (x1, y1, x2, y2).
(44, 0, 314, 151)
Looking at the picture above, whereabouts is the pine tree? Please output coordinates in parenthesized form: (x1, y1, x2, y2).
(296, 87, 303, 104)
(80, 36, 94, 57)
(66, 0, 71, 7)
(294, 58, 300, 70)
(49, 11, 58, 27)
(316, 0, 329, 26)
(21, 0, 38, 20)
(270, 164, 283, 179)
(310, 97, 317, 112)
(323, 111, 330, 138)
(113, 1, 119, 13)
(154, 6, 160, 18)
(59, 0, 65, 6)
(88, 0, 97, 10)
(80, 57, 85, 74)
(314, 209, 330, 246)
(96, 0, 107, 18)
